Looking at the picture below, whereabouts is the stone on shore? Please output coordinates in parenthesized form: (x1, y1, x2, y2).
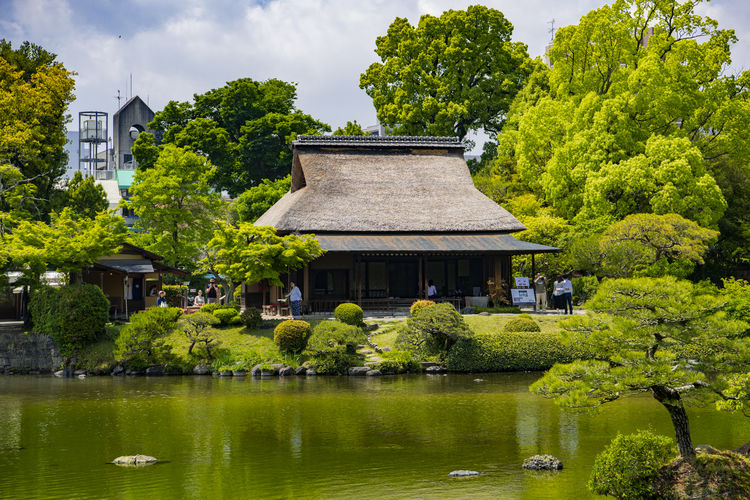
(349, 366, 370, 376)
(294, 366, 307, 376)
(193, 365, 210, 375)
(522, 455, 563, 470)
(425, 365, 446, 374)
(145, 366, 163, 376)
(278, 366, 294, 376)
(366, 369, 382, 377)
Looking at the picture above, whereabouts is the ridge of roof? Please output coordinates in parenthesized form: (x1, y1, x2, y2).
(293, 135, 465, 149)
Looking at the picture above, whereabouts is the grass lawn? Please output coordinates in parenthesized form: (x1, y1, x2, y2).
(464, 314, 564, 334)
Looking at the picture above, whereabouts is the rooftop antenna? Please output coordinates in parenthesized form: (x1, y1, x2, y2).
(115, 89, 121, 109)
(548, 19, 555, 42)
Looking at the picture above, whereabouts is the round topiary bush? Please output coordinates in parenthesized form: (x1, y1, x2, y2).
(503, 316, 541, 333)
(240, 308, 262, 329)
(334, 303, 364, 326)
(274, 319, 312, 354)
(55, 284, 109, 357)
(213, 308, 240, 326)
(588, 430, 676, 499)
(410, 300, 436, 317)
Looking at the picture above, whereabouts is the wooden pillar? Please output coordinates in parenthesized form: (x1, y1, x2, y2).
(418, 255, 424, 299)
(303, 264, 310, 308)
(532, 253, 537, 312)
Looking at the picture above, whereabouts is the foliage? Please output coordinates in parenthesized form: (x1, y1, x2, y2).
(446, 331, 596, 372)
(180, 312, 220, 357)
(503, 316, 541, 333)
(273, 319, 311, 354)
(6, 208, 127, 283)
(0, 40, 76, 220)
(653, 449, 750, 499)
(126, 144, 223, 269)
(130, 132, 160, 170)
(232, 175, 290, 223)
(332, 120, 366, 136)
(200, 224, 323, 303)
(360, 5, 530, 140)
(396, 302, 473, 357)
(571, 276, 599, 305)
(162, 284, 187, 307)
(334, 303, 364, 326)
(200, 303, 225, 314)
(113, 307, 182, 368)
(306, 320, 366, 355)
(51, 171, 108, 219)
(55, 284, 109, 358)
(240, 307, 262, 330)
(311, 352, 356, 375)
(588, 430, 676, 499)
(530, 277, 750, 459)
(377, 350, 421, 374)
(213, 307, 240, 326)
(409, 300, 435, 317)
(148, 78, 329, 195)
(28, 285, 60, 337)
(486, 279, 510, 306)
(474, 305, 521, 314)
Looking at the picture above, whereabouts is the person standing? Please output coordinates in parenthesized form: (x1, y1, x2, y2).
(534, 273, 547, 311)
(156, 290, 168, 307)
(206, 279, 219, 304)
(427, 280, 438, 299)
(552, 276, 566, 313)
(286, 281, 302, 319)
(562, 275, 574, 315)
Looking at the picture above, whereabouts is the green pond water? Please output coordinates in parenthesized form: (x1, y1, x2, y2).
(1, 373, 748, 500)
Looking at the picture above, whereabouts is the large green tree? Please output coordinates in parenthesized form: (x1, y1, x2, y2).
(51, 171, 109, 219)
(143, 78, 329, 195)
(485, 0, 750, 275)
(0, 40, 76, 218)
(232, 175, 290, 224)
(200, 223, 324, 303)
(126, 144, 223, 269)
(531, 277, 750, 461)
(360, 5, 531, 141)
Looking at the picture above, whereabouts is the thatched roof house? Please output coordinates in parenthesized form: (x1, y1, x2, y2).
(251, 135, 556, 312)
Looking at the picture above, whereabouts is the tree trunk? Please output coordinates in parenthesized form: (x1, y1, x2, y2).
(653, 385, 695, 461)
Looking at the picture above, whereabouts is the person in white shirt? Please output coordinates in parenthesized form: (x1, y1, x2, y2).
(286, 282, 303, 319)
(562, 276, 574, 314)
(552, 276, 565, 313)
(427, 280, 438, 299)
(193, 289, 205, 307)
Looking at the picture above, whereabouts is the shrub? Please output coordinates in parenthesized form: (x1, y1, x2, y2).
(572, 276, 599, 305)
(180, 312, 220, 357)
(162, 284, 187, 307)
(445, 331, 597, 372)
(588, 430, 676, 499)
(274, 319, 312, 354)
(474, 305, 521, 314)
(29, 285, 61, 337)
(307, 320, 366, 355)
(312, 352, 356, 375)
(240, 308, 262, 329)
(377, 350, 421, 374)
(503, 316, 541, 333)
(334, 303, 364, 326)
(213, 307, 240, 326)
(114, 307, 181, 368)
(55, 284, 109, 357)
(410, 300, 435, 316)
(200, 303, 223, 314)
(396, 302, 473, 357)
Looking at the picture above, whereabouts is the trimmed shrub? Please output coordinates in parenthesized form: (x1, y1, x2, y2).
(445, 331, 597, 372)
(396, 302, 473, 357)
(334, 303, 364, 326)
(475, 305, 521, 314)
(572, 276, 599, 305)
(213, 307, 240, 326)
(307, 320, 366, 355)
(200, 303, 223, 314)
(410, 300, 435, 316)
(114, 307, 182, 369)
(313, 352, 356, 375)
(240, 308, 262, 329)
(55, 284, 109, 357)
(377, 350, 421, 374)
(180, 312, 220, 357)
(588, 430, 676, 499)
(29, 285, 61, 337)
(503, 316, 541, 333)
(274, 319, 312, 354)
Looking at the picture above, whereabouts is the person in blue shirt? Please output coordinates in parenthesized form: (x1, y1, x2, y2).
(286, 282, 302, 319)
(156, 290, 168, 307)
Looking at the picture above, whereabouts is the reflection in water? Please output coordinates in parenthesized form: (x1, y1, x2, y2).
(0, 374, 748, 500)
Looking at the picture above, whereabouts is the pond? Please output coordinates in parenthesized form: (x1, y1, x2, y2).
(1, 373, 748, 499)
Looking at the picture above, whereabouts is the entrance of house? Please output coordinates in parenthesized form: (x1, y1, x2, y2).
(388, 260, 418, 298)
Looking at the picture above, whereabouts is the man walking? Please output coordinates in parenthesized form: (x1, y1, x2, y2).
(534, 273, 547, 311)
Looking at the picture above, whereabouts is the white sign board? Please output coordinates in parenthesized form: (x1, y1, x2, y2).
(515, 277, 530, 288)
(511, 288, 536, 305)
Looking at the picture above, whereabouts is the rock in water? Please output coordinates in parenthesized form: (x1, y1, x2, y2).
(112, 454, 158, 466)
(522, 455, 563, 470)
(448, 470, 480, 477)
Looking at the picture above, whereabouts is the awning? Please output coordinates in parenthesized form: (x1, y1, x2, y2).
(313, 234, 559, 254)
(96, 259, 154, 273)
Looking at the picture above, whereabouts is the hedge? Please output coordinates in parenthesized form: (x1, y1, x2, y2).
(334, 303, 364, 326)
(29, 285, 61, 337)
(446, 331, 597, 372)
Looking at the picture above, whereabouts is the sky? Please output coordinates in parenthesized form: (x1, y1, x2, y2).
(1, 0, 749, 148)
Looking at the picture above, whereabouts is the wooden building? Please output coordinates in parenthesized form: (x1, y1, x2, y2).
(250, 135, 557, 312)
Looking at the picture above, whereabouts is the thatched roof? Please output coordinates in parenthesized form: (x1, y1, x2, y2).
(254, 135, 525, 233)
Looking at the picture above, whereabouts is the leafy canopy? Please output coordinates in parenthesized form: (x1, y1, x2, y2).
(232, 175, 290, 224)
(360, 5, 531, 140)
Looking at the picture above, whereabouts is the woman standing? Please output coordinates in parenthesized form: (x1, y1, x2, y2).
(552, 276, 566, 313)
(286, 281, 302, 319)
